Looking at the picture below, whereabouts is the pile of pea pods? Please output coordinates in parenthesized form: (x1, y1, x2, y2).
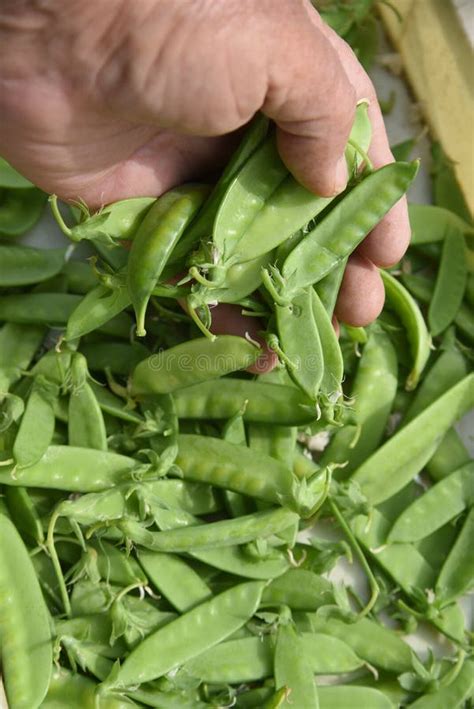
(2, 14, 474, 709)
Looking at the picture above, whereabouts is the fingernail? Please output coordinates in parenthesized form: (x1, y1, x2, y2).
(332, 157, 348, 195)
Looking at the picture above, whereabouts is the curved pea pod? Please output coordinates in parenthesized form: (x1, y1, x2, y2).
(0, 244, 67, 286)
(0, 187, 46, 237)
(66, 283, 132, 341)
(0, 445, 137, 492)
(408, 203, 474, 245)
(121, 507, 299, 552)
(0, 323, 45, 392)
(0, 158, 34, 188)
(435, 507, 474, 606)
(275, 623, 319, 709)
(281, 161, 419, 293)
(311, 288, 343, 406)
(50, 194, 156, 243)
(428, 227, 468, 336)
(42, 667, 137, 708)
(380, 270, 431, 390)
(275, 286, 324, 401)
(130, 335, 260, 396)
(193, 251, 274, 307)
(261, 569, 334, 611)
(408, 659, 474, 709)
(173, 379, 317, 425)
(101, 581, 265, 689)
(388, 462, 474, 543)
(13, 376, 57, 468)
(321, 328, 397, 474)
(138, 551, 211, 613)
(193, 545, 290, 580)
(318, 686, 393, 709)
(0, 513, 53, 709)
(68, 381, 107, 450)
(351, 374, 474, 505)
(127, 186, 207, 336)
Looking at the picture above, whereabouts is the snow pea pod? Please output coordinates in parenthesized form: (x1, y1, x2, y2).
(128, 186, 207, 335)
(261, 569, 333, 611)
(0, 446, 137, 492)
(388, 462, 474, 543)
(281, 161, 419, 293)
(60, 260, 99, 294)
(81, 341, 149, 376)
(408, 659, 474, 709)
(69, 381, 107, 450)
(42, 667, 136, 708)
(173, 379, 316, 425)
(0, 244, 67, 286)
(318, 686, 393, 709)
(194, 545, 290, 580)
(408, 203, 474, 245)
(426, 427, 471, 481)
(5, 486, 44, 544)
(435, 507, 474, 605)
(351, 374, 474, 505)
(0, 187, 46, 237)
(13, 375, 57, 468)
(0, 292, 81, 325)
(314, 258, 347, 317)
(102, 581, 265, 688)
(131, 335, 260, 395)
(380, 269, 431, 390)
(248, 423, 296, 468)
(66, 283, 132, 340)
(0, 158, 34, 189)
(89, 382, 142, 424)
(428, 227, 467, 335)
(0, 323, 44, 392)
(0, 513, 52, 709)
(311, 288, 343, 405)
(138, 551, 211, 612)
(275, 623, 319, 709)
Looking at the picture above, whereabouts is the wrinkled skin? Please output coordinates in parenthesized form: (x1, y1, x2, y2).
(0, 0, 409, 370)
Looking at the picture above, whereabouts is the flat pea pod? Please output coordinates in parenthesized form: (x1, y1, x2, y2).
(311, 288, 343, 402)
(276, 286, 324, 400)
(13, 376, 58, 467)
(5, 486, 44, 545)
(121, 507, 298, 552)
(66, 283, 132, 341)
(281, 161, 419, 293)
(261, 569, 333, 611)
(314, 258, 346, 317)
(68, 381, 107, 450)
(408, 659, 474, 709)
(0, 244, 67, 286)
(128, 186, 207, 336)
(138, 551, 211, 612)
(193, 545, 290, 580)
(173, 379, 316, 425)
(321, 328, 397, 474)
(60, 260, 99, 294)
(175, 433, 297, 508)
(0, 445, 137, 492)
(318, 686, 393, 709)
(380, 269, 431, 390)
(428, 227, 468, 335)
(41, 667, 137, 708)
(102, 581, 265, 688)
(351, 374, 474, 505)
(435, 507, 474, 605)
(0, 292, 81, 326)
(0, 513, 52, 709)
(0, 323, 44, 392)
(388, 462, 474, 543)
(0, 158, 34, 189)
(248, 423, 296, 468)
(408, 203, 474, 245)
(130, 336, 260, 395)
(81, 341, 149, 376)
(88, 539, 147, 587)
(0, 187, 46, 237)
(274, 624, 319, 709)
(426, 427, 471, 481)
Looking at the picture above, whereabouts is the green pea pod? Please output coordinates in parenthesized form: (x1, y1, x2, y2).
(427, 427, 471, 481)
(101, 581, 265, 688)
(351, 374, 474, 505)
(275, 623, 319, 709)
(428, 227, 468, 335)
(408, 659, 474, 709)
(194, 545, 290, 580)
(261, 569, 333, 611)
(311, 288, 344, 406)
(89, 381, 143, 424)
(314, 258, 347, 317)
(391, 137, 416, 161)
(173, 379, 317, 425)
(60, 259, 99, 294)
(388, 462, 474, 543)
(0, 292, 81, 326)
(408, 203, 474, 245)
(435, 507, 474, 605)
(0, 244, 67, 286)
(42, 667, 136, 708)
(128, 186, 207, 335)
(248, 423, 296, 468)
(81, 341, 149, 376)
(69, 381, 107, 450)
(66, 283, 132, 341)
(88, 540, 147, 587)
(281, 161, 419, 293)
(0, 445, 137, 492)
(13, 375, 58, 468)
(138, 551, 211, 613)
(380, 269, 431, 390)
(276, 287, 324, 401)
(0, 513, 53, 709)
(0, 187, 46, 237)
(318, 686, 393, 709)
(131, 335, 260, 395)
(0, 323, 44, 392)
(0, 157, 34, 189)
(5, 486, 44, 545)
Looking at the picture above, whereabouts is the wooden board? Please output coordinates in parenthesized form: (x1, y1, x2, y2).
(379, 0, 473, 216)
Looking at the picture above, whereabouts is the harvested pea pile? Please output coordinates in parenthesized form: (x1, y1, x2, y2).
(1, 5, 474, 709)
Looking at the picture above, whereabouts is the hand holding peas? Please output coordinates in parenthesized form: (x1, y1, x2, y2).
(0, 0, 409, 331)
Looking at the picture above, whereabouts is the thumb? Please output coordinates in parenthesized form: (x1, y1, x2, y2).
(262, 1, 356, 196)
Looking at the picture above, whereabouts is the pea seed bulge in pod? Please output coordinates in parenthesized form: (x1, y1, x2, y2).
(0, 1, 473, 708)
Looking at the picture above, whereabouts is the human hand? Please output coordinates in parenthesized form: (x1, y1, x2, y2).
(0, 0, 409, 346)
